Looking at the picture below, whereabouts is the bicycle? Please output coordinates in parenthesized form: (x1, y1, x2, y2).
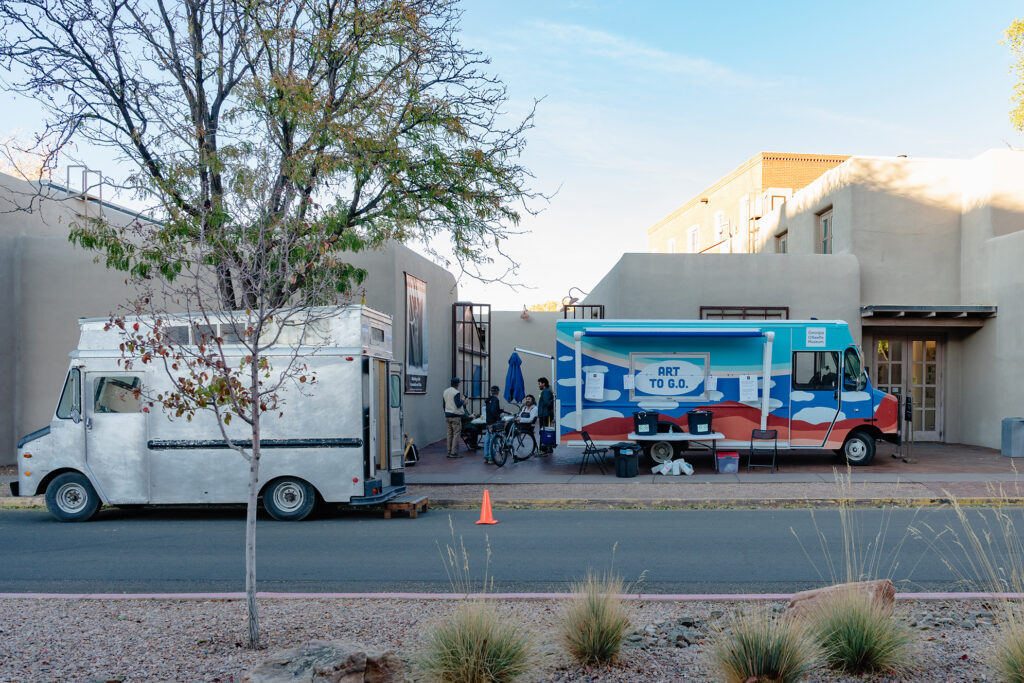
(489, 414, 536, 467)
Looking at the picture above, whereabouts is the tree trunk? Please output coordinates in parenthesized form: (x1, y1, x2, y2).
(246, 447, 260, 649)
(246, 360, 262, 650)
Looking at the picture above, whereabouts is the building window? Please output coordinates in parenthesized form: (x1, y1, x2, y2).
(771, 195, 786, 211)
(817, 209, 833, 254)
(700, 306, 789, 320)
(714, 211, 727, 242)
(687, 225, 699, 253)
(667, 238, 675, 254)
(776, 231, 788, 253)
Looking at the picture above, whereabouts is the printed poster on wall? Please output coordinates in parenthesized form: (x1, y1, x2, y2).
(405, 273, 428, 393)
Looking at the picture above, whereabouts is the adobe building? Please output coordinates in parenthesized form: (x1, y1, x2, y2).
(611, 149, 1022, 450)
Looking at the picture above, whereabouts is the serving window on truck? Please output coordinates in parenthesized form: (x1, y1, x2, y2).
(628, 352, 710, 402)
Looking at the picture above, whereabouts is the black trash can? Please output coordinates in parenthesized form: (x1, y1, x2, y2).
(612, 442, 641, 478)
(687, 409, 713, 435)
(633, 411, 659, 436)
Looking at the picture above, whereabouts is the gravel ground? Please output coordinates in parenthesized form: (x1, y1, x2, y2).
(0, 597, 1009, 682)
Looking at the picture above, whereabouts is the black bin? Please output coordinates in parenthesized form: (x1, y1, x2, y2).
(633, 411, 659, 436)
(611, 442, 640, 478)
(687, 409, 713, 435)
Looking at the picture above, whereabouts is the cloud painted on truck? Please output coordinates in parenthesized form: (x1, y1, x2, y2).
(792, 407, 846, 424)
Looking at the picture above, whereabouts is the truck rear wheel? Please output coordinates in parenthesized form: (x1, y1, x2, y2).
(45, 472, 100, 522)
(842, 431, 876, 466)
(263, 478, 316, 521)
(649, 441, 674, 464)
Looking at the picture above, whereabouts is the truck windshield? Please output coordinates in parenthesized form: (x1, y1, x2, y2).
(56, 368, 81, 419)
(844, 347, 867, 391)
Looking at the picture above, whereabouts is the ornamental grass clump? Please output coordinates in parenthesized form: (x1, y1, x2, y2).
(806, 592, 916, 675)
(417, 601, 534, 683)
(991, 621, 1024, 683)
(559, 571, 631, 665)
(709, 608, 821, 683)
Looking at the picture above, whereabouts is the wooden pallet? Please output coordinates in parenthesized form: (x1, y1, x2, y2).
(384, 494, 429, 519)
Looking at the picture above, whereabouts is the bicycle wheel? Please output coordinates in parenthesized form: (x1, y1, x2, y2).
(491, 435, 509, 467)
(512, 432, 536, 460)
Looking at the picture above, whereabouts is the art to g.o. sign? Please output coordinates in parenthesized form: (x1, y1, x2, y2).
(630, 353, 708, 398)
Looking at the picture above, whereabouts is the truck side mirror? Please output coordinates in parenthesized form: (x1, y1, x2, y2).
(70, 408, 81, 424)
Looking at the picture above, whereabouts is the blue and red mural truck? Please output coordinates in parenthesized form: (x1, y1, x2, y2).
(555, 319, 899, 466)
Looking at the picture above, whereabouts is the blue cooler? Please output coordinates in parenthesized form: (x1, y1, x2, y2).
(539, 427, 556, 446)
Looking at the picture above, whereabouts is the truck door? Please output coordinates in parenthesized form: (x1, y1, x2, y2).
(84, 373, 149, 503)
(388, 362, 404, 468)
(789, 350, 841, 447)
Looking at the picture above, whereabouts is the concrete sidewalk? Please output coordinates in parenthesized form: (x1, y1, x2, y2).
(3, 441, 1022, 509)
(402, 439, 1024, 508)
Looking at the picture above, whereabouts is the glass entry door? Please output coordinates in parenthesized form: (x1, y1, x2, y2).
(871, 336, 943, 441)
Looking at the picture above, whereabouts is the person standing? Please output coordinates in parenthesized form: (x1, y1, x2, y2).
(442, 377, 466, 458)
(482, 385, 503, 463)
(537, 377, 555, 454)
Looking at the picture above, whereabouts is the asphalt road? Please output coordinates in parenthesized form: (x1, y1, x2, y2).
(0, 507, 1016, 594)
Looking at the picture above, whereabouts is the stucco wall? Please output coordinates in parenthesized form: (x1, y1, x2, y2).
(585, 253, 862, 337)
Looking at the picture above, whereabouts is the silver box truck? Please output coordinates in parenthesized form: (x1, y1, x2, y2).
(12, 306, 407, 521)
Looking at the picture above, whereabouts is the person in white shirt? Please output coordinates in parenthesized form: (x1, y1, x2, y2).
(442, 377, 466, 458)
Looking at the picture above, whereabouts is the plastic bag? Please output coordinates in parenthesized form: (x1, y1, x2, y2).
(651, 461, 673, 475)
(672, 459, 694, 476)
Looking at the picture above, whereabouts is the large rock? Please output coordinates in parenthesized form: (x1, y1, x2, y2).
(243, 640, 404, 683)
(786, 579, 896, 619)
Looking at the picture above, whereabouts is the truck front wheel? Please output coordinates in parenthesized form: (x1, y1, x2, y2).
(263, 478, 316, 521)
(45, 472, 101, 522)
(842, 431, 876, 466)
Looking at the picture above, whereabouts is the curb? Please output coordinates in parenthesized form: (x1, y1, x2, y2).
(3, 496, 1024, 511)
(426, 496, 1024, 510)
(0, 591, 1021, 601)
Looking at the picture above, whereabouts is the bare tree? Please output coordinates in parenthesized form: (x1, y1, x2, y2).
(0, 0, 544, 650)
(0, 0, 542, 304)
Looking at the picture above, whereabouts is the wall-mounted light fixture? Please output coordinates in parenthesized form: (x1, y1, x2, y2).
(520, 305, 531, 320)
(700, 197, 709, 203)
(561, 286, 589, 308)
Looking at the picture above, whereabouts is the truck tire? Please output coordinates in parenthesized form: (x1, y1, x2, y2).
(263, 478, 316, 521)
(45, 472, 101, 522)
(649, 440, 674, 464)
(842, 431, 876, 466)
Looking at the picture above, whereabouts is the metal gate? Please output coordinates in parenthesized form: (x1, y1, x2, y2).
(452, 302, 490, 416)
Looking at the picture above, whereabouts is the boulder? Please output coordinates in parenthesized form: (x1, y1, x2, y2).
(243, 640, 404, 683)
(786, 579, 896, 620)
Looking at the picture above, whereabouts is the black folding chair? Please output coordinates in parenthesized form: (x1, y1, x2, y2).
(579, 431, 608, 475)
(747, 429, 778, 473)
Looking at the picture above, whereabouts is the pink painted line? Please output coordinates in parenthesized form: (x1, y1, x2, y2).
(3, 591, 1024, 601)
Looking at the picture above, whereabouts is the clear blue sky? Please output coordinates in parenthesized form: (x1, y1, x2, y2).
(2, 1, 1021, 310)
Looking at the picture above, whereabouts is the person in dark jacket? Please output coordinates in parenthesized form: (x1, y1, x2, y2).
(537, 377, 555, 453)
(482, 385, 503, 463)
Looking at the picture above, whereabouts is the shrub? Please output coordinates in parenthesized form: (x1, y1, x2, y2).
(806, 592, 916, 675)
(709, 608, 821, 683)
(559, 572, 631, 665)
(417, 601, 533, 683)
(992, 622, 1024, 683)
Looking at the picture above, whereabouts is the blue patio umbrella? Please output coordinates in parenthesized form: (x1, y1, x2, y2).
(504, 352, 526, 404)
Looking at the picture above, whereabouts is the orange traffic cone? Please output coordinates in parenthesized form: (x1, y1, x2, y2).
(475, 489, 497, 525)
